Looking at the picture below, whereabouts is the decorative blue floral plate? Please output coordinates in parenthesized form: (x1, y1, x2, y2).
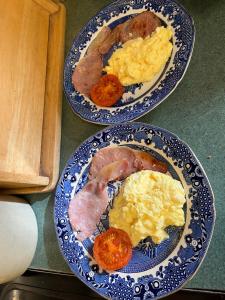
(64, 0, 195, 125)
(55, 122, 215, 300)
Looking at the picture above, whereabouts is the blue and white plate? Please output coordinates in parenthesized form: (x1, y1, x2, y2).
(55, 122, 215, 300)
(64, 0, 195, 125)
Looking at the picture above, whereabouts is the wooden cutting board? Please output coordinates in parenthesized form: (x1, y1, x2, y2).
(0, 0, 66, 193)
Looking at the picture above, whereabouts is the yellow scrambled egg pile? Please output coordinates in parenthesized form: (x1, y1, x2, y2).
(109, 170, 185, 246)
(104, 26, 173, 86)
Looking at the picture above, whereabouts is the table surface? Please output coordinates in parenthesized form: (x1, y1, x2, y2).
(28, 0, 225, 292)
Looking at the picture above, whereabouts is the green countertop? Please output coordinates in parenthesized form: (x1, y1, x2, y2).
(28, 0, 225, 292)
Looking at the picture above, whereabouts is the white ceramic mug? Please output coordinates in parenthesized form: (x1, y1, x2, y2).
(0, 195, 38, 284)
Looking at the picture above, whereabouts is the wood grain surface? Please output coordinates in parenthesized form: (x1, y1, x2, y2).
(0, 0, 65, 192)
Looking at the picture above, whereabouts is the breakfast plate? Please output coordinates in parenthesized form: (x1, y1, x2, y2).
(55, 122, 215, 300)
(64, 0, 195, 125)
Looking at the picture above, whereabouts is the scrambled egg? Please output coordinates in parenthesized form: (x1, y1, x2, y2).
(109, 170, 185, 246)
(104, 26, 173, 86)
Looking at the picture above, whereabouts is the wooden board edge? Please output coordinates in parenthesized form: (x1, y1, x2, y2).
(2, 3, 66, 195)
(0, 172, 49, 188)
(33, 0, 59, 14)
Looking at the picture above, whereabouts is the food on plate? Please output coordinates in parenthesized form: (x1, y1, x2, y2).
(72, 28, 112, 96)
(68, 159, 129, 241)
(109, 170, 186, 246)
(104, 26, 173, 86)
(72, 11, 162, 96)
(69, 146, 167, 241)
(90, 74, 124, 107)
(93, 227, 132, 271)
(69, 145, 186, 272)
(89, 146, 167, 180)
(68, 180, 109, 241)
(72, 51, 103, 96)
(71, 27, 111, 97)
(87, 26, 111, 55)
(99, 11, 161, 55)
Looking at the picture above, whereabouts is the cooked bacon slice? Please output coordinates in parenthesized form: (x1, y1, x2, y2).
(87, 26, 111, 55)
(134, 150, 167, 174)
(68, 179, 108, 241)
(119, 11, 161, 43)
(72, 51, 103, 96)
(68, 159, 129, 241)
(99, 11, 161, 54)
(72, 27, 111, 96)
(89, 146, 167, 180)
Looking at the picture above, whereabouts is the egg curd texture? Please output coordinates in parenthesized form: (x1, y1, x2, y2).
(104, 26, 173, 86)
(109, 170, 185, 246)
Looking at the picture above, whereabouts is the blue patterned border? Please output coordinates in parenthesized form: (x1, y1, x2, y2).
(64, 0, 195, 125)
(54, 122, 215, 299)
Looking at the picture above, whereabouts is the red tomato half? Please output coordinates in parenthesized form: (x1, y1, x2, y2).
(90, 74, 124, 107)
(93, 227, 132, 271)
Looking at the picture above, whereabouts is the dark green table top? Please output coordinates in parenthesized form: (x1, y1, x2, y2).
(29, 0, 225, 291)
